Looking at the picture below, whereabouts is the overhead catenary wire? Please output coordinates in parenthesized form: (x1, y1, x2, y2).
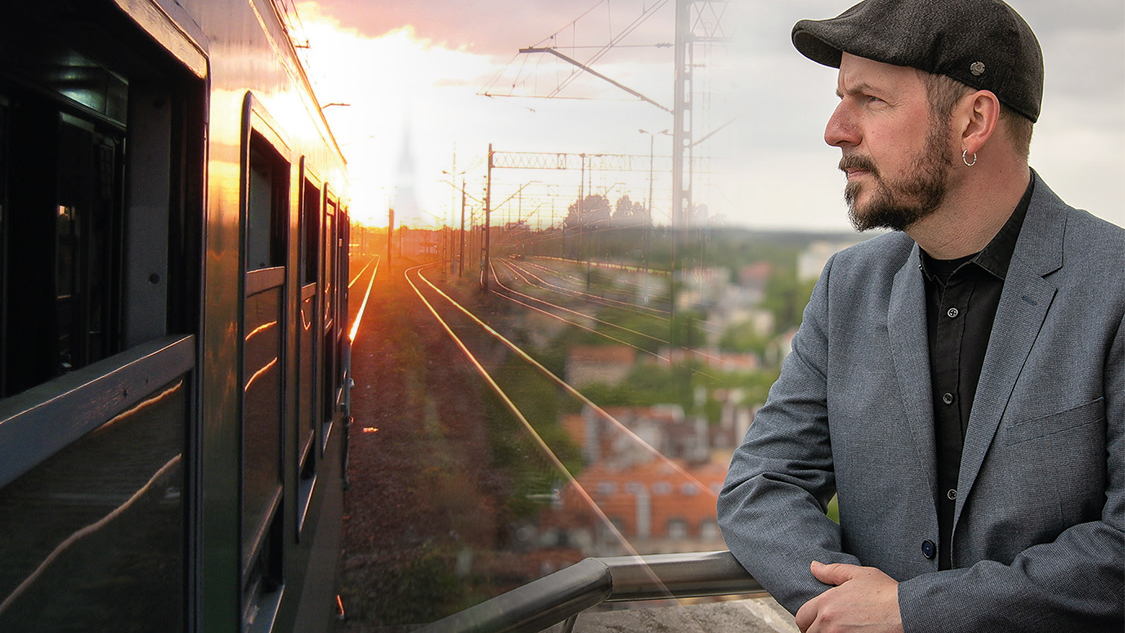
(481, 0, 672, 100)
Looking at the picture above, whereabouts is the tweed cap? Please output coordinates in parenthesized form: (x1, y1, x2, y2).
(792, 0, 1044, 122)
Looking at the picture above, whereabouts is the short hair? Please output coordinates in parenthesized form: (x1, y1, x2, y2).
(922, 72, 1034, 160)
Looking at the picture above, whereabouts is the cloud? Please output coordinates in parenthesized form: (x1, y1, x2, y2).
(301, 0, 670, 57)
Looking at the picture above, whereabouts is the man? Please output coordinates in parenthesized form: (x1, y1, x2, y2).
(717, 1, 1123, 632)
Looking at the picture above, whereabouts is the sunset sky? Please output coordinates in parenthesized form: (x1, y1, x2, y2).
(295, 0, 1124, 232)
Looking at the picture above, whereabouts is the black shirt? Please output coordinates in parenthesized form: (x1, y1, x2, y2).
(920, 178, 1034, 570)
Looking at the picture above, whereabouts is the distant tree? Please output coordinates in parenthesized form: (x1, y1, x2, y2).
(719, 320, 770, 357)
(612, 194, 650, 226)
(761, 267, 818, 333)
(563, 194, 611, 229)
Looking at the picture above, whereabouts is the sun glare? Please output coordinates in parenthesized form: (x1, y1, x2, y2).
(298, 2, 501, 228)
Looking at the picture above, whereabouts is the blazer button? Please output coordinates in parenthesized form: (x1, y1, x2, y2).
(922, 540, 936, 560)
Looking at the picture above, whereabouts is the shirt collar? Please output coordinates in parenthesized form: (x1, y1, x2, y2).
(973, 177, 1034, 280)
(920, 176, 1035, 282)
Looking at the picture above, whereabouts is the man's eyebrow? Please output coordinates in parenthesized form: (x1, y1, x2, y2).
(836, 82, 878, 98)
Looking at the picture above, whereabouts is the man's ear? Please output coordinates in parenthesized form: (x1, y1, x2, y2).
(958, 90, 1001, 156)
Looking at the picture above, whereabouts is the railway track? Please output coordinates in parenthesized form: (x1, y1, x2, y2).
(339, 257, 736, 627)
(490, 257, 733, 375)
(347, 254, 380, 342)
(404, 263, 717, 539)
(495, 257, 671, 320)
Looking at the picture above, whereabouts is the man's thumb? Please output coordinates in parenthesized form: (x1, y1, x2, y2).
(810, 560, 853, 586)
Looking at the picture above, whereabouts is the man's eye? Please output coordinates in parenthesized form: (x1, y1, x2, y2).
(866, 95, 884, 105)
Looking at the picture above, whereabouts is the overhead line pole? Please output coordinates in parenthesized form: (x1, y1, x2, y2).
(511, 0, 731, 232)
(673, 0, 692, 235)
(483, 144, 494, 293)
(460, 182, 466, 277)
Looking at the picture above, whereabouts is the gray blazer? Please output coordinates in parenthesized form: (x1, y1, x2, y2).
(718, 172, 1124, 632)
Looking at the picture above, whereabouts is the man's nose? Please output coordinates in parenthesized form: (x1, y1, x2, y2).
(824, 101, 858, 148)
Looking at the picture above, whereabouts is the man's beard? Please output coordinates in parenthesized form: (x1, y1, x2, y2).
(842, 122, 953, 232)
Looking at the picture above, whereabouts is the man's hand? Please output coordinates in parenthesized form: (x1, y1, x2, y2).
(794, 561, 904, 633)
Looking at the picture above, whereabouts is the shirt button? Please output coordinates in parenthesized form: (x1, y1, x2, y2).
(947, 307, 959, 318)
(942, 392, 955, 405)
(922, 540, 936, 559)
(947, 488, 957, 500)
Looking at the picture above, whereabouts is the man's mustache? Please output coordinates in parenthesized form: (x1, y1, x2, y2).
(838, 155, 878, 175)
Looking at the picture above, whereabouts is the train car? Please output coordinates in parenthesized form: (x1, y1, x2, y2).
(0, 0, 352, 631)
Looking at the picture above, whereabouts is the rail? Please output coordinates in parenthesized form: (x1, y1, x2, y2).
(416, 550, 763, 633)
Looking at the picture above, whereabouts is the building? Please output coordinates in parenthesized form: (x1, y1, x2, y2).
(537, 458, 729, 557)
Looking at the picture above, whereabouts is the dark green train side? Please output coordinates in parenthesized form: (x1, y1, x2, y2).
(0, 1, 352, 631)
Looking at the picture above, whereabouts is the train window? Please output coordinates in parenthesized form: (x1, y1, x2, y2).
(0, 84, 126, 395)
(39, 49, 129, 126)
(323, 198, 337, 327)
(301, 172, 321, 286)
(246, 135, 289, 271)
(55, 113, 125, 374)
(0, 0, 208, 402)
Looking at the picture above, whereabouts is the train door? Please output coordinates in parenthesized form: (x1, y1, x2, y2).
(297, 163, 322, 531)
(337, 206, 351, 459)
(240, 108, 291, 628)
(322, 194, 338, 447)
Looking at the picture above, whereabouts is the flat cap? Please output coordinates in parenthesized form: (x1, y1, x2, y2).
(792, 0, 1043, 122)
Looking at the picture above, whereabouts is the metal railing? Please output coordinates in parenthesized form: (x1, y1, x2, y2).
(416, 550, 763, 633)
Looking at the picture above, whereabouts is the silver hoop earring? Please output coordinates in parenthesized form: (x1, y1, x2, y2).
(962, 150, 977, 167)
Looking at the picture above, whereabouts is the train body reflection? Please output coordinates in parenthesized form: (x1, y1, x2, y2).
(0, 1, 351, 631)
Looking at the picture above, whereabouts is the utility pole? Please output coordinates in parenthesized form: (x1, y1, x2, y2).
(482, 144, 493, 292)
(673, 0, 692, 233)
(579, 153, 591, 290)
(640, 128, 667, 303)
(671, 0, 729, 319)
(387, 208, 395, 272)
(447, 151, 458, 274)
(459, 181, 466, 277)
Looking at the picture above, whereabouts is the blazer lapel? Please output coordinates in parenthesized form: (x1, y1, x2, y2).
(887, 244, 937, 500)
(955, 172, 1065, 524)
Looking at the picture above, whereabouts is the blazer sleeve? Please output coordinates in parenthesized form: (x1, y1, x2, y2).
(897, 308, 1125, 633)
(717, 253, 860, 614)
